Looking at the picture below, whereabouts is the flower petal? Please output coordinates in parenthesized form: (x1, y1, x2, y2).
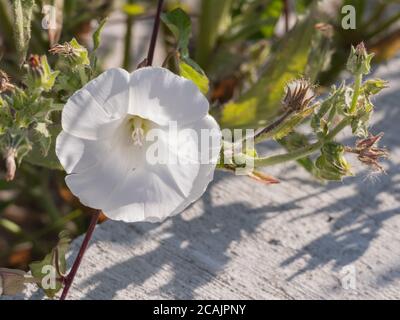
(170, 115, 222, 215)
(62, 68, 129, 140)
(129, 67, 209, 126)
(63, 123, 137, 209)
(103, 115, 221, 222)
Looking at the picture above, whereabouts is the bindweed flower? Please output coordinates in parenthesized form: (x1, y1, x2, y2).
(347, 133, 389, 173)
(283, 79, 315, 113)
(56, 67, 222, 223)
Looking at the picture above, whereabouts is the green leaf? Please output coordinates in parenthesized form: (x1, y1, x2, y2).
(179, 60, 209, 95)
(34, 122, 51, 156)
(12, 0, 35, 65)
(218, 12, 317, 129)
(92, 18, 108, 52)
(29, 231, 71, 298)
(26, 125, 63, 170)
(161, 8, 191, 56)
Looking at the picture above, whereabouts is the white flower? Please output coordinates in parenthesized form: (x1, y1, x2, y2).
(56, 67, 221, 223)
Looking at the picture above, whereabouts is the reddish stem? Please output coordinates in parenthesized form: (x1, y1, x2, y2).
(146, 0, 164, 66)
(60, 211, 100, 300)
(283, 0, 289, 33)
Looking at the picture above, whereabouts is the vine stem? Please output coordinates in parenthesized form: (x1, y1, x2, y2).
(253, 117, 351, 167)
(283, 0, 289, 33)
(146, 0, 164, 66)
(60, 211, 100, 300)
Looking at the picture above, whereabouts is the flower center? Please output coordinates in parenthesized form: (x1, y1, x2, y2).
(130, 116, 147, 146)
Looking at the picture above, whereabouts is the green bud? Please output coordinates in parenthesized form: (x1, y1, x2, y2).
(363, 78, 389, 96)
(49, 38, 90, 67)
(25, 55, 59, 92)
(346, 42, 374, 75)
(316, 142, 352, 181)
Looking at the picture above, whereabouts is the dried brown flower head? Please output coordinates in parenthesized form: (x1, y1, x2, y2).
(49, 42, 74, 56)
(347, 133, 389, 173)
(283, 79, 315, 113)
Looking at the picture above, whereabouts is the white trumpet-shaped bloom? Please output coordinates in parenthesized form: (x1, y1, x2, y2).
(56, 67, 221, 223)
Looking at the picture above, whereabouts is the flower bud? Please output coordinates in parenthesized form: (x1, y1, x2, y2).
(24, 54, 59, 92)
(49, 38, 90, 66)
(283, 79, 315, 113)
(316, 142, 352, 181)
(0, 268, 27, 296)
(346, 42, 374, 75)
(363, 78, 389, 96)
(0, 70, 15, 93)
(4, 147, 16, 182)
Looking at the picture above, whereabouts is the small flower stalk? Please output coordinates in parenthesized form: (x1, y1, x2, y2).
(283, 79, 315, 113)
(347, 133, 389, 173)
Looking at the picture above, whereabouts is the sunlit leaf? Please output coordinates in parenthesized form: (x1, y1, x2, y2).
(161, 8, 191, 56)
(92, 18, 108, 52)
(218, 12, 317, 129)
(179, 60, 209, 95)
(122, 3, 145, 16)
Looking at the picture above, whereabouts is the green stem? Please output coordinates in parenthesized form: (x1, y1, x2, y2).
(122, 0, 134, 70)
(254, 117, 352, 167)
(78, 66, 88, 86)
(254, 141, 322, 167)
(349, 73, 362, 114)
(367, 11, 400, 39)
(195, 0, 233, 69)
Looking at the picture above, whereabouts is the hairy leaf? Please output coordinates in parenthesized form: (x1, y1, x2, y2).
(12, 0, 35, 65)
